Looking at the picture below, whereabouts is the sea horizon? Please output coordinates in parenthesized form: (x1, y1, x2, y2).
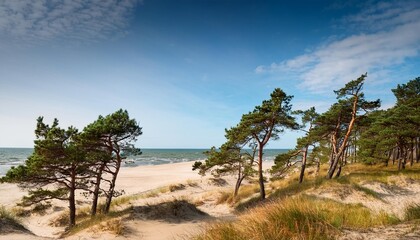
(0, 147, 289, 176)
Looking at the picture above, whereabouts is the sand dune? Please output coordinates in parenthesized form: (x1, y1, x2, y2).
(0, 161, 252, 239)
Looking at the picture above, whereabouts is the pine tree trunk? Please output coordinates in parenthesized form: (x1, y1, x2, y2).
(257, 145, 265, 200)
(402, 147, 407, 170)
(316, 157, 320, 175)
(416, 137, 419, 163)
(69, 168, 76, 227)
(410, 140, 414, 167)
(328, 143, 335, 171)
(328, 92, 359, 178)
(353, 133, 357, 163)
(344, 144, 349, 166)
(327, 153, 341, 179)
(386, 150, 391, 167)
(234, 174, 245, 197)
(335, 164, 342, 178)
(91, 162, 105, 216)
(104, 154, 122, 213)
(299, 145, 309, 183)
(397, 147, 402, 170)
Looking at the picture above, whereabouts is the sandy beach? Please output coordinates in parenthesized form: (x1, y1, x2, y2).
(0, 160, 274, 239)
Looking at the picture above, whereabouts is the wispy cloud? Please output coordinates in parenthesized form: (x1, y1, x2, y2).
(256, 1, 420, 92)
(0, 0, 139, 45)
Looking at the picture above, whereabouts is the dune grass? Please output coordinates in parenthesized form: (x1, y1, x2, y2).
(0, 205, 20, 223)
(58, 181, 196, 236)
(215, 184, 260, 206)
(194, 195, 399, 240)
(0, 205, 28, 233)
(195, 162, 419, 239)
(405, 203, 420, 221)
(63, 209, 130, 236)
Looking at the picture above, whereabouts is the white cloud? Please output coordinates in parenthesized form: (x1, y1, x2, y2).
(0, 0, 139, 45)
(256, 1, 420, 93)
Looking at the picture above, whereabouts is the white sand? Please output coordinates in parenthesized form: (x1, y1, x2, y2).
(1, 160, 271, 239)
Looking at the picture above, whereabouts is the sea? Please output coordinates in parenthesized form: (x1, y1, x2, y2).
(0, 148, 289, 176)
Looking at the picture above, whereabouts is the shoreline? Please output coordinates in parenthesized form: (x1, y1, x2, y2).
(0, 159, 275, 206)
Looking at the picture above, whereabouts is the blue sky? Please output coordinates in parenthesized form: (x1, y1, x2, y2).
(0, 0, 419, 148)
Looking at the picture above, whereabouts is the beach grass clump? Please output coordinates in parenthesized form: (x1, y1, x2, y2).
(236, 184, 260, 200)
(0, 205, 20, 223)
(405, 203, 420, 221)
(194, 195, 400, 240)
(110, 194, 138, 207)
(96, 218, 124, 235)
(169, 183, 186, 192)
(208, 177, 228, 186)
(50, 211, 70, 227)
(215, 185, 260, 206)
(187, 179, 199, 187)
(11, 206, 31, 217)
(62, 209, 130, 236)
(216, 191, 234, 205)
(0, 205, 28, 233)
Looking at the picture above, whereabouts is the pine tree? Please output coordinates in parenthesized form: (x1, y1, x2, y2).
(2, 118, 91, 227)
(81, 109, 142, 214)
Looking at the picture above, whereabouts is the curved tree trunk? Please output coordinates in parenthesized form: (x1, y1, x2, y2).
(91, 162, 105, 216)
(234, 174, 246, 197)
(257, 145, 265, 200)
(104, 149, 122, 213)
(299, 145, 309, 183)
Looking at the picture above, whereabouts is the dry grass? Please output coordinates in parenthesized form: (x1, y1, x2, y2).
(405, 203, 420, 221)
(169, 183, 186, 192)
(187, 179, 200, 187)
(0, 205, 28, 233)
(141, 186, 171, 198)
(62, 209, 131, 237)
(95, 218, 124, 235)
(11, 206, 31, 217)
(214, 184, 260, 206)
(208, 178, 228, 186)
(50, 211, 70, 227)
(0, 205, 20, 224)
(194, 162, 420, 239)
(216, 191, 234, 205)
(236, 185, 260, 201)
(194, 195, 400, 240)
(132, 198, 207, 222)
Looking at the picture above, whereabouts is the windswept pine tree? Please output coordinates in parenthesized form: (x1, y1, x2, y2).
(196, 88, 298, 200)
(315, 74, 380, 179)
(271, 107, 320, 183)
(1, 109, 142, 228)
(193, 130, 257, 197)
(81, 109, 142, 214)
(240, 88, 298, 199)
(2, 118, 91, 227)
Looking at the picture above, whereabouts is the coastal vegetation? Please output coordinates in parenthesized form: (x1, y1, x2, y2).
(270, 75, 418, 184)
(193, 163, 420, 240)
(192, 74, 419, 239)
(0, 205, 28, 234)
(194, 88, 298, 200)
(1, 109, 141, 227)
(0, 75, 418, 239)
